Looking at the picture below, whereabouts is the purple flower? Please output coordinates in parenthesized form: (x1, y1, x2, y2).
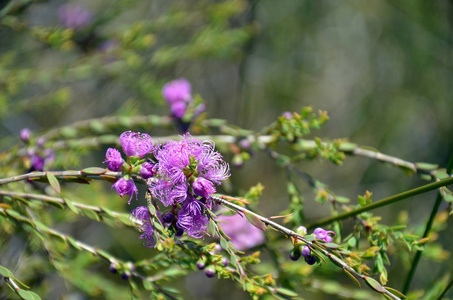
(20, 128, 30, 142)
(313, 227, 335, 243)
(104, 148, 124, 172)
(112, 178, 138, 204)
(170, 101, 187, 119)
(301, 246, 311, 258)
(31, 154, 45, 171)
(192, 177, 216, 199)
(58, 5, 93, 29)
(176, 197, 209, 239)
(150, 134, 229, 207)
(120, 131, 153, 158)
(218, 213, 265, 251)
(130, 206, 150, 221)
(282, 111, 293, 120)
(139, 221, 156, 248)
(162, 78, 192, 105)
(140, 162, 155, 179)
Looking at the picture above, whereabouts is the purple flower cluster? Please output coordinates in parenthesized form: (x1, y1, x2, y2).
(105, 131, 230, 246)
(104, 131, 154, 203)
(162, 79, 206, 130)
(19, 129, 54, 171)
(150, 134, 230, 238)
(163, 78, 192, 119)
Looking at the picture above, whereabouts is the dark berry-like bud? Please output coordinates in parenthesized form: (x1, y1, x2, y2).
(162, 212, 174, 223)
(121, 272, 130, 280)
(175, 226, 184, 237)
(205, 267, 215, 278)
(289, 249, 301, 261)
(305, 255, 316, 265)
(109, 264, 117, 274)
(196, 261, 206, 270)
(221, 257, 229, 267)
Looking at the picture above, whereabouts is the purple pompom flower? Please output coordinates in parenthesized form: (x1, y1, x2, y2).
(112, 178, 138, 204)
(150, 134, 229, 207)
(176, 197, 209, 239)
(218, 213, 265, 251)
(313, 227, 335, 243)
(104, 148, 124, 172)
(162, 78, 192, 105)
(58, 5, 93, 29)
(130, 206, 150, 221)
(120, 131, 153, 158)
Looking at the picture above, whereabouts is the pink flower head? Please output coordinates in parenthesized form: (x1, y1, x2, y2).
(104, 148, 124, 171)
(218, 213, 265, 251)
(120, 131, 153, 158)
(150, 134, 230, 207)
(112, 178, 138, 204)
(176, 197, 209, 238)
(162, 78, 192, 105)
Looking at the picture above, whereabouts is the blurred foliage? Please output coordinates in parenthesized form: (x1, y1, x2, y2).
(1, 0, 453, 300)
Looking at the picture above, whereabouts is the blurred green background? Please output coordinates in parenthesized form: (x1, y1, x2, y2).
(1, 0, 453, 299)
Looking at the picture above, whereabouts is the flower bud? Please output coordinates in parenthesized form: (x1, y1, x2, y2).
(121, 272, 130, 280)
(196, 260, 206, 270)
(305, 255, 316, 265)
(162, 212, 174, 223)
(205, 267, 215, 278)
(20, 128, 30, 143)
(221, 257, 229, 267)
(289, 249, 301, 261)
(109, 263, 118, 274)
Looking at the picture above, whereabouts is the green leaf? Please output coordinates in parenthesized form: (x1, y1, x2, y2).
(81, 208, 101, 221)
(415, 162, 439, 171)
(62, 176, 91, 184)
(66, 236, 81, 250)
(46, 172, 60, 194)
(100, 175, 118, 183)
(304, 235, 316, 241)
(324, 243, 340, 249)
(64, 199, 80, 214)
(434, 169, 449, 180)
(348, 237, 356, 248)
(244, 211, 265, 232)
(384, 287, 407, 299)
(81, 167, 107, 175)
(335, 196, 350, 204)
(17, 290, 38, 300)
(343, 268, 361, 288)
(364, 276, 386, 293)
(0, 265, 13, 277)
(275, 287, 298, 297)
(220, 237, 229, 250)
(209, 220, 216, 237)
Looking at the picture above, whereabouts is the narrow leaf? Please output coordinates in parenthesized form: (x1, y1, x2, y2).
(64, 199, 80, 214)
(384, 287, 407, 298)
(0, 265, 13, 277)
(17, 290, 37, 300)
(343, 268, 361, 288)
(244, 211, 265, 232)
(275, 287, 298, 297)
(46, 172, 60, 194)
(364, 276, 386, 293)
(81, 167, 107, 175)
(100, 175, 118, 183)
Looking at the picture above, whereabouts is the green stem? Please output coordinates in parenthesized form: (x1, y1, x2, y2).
(436, 278, 453, 300)
(402, 153, 453, 294)
(307, 176, 453, 229)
